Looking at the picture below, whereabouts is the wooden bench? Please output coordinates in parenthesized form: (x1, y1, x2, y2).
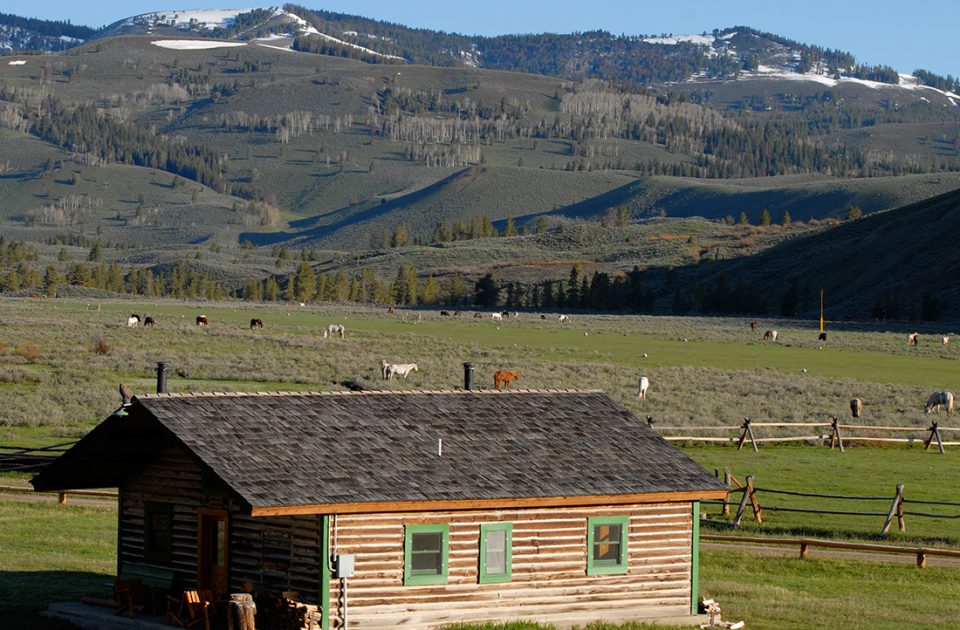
(116, 562, 175, 616)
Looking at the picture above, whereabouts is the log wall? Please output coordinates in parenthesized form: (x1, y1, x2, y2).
(121, 447, 324, 602)
(120, 446, 205, 589)
(325, 503, 694, 629)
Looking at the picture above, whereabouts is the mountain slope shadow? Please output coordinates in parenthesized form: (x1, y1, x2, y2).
(240, 166, 486, 246)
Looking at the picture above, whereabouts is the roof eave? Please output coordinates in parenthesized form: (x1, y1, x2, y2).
(249, 488, 729, 517)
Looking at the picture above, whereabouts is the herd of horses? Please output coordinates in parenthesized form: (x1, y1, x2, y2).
(120, 309, 958, 411)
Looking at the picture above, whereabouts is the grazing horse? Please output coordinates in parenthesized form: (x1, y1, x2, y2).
(143, 316, 156, 327)
(384, 362, 418, 380)
(473, 313, 483, 319)
(925, 391, 955, 414)
(638, 376, 650, 400)
(250, 318, 263, 329)
(440, 311, 451, 317)
(557, 314, 570, 323)
(943, 335, 952, 348)
(491, 312, 503, 321)
(750, 322, 758, 330)
(907, 332, 919, 346)
(818, 332, 827, 341)
(762, 329, 779, 342)
(494, 370, 520, 390)
(126, 314, 141, 327)
(387, 306, 396, 315)
(454, 311, 463, 317)
(541, 314, 546, 320)
(323, 324, 345, 338)
(850, 398, 863, 419)
(196, 315, 208, 326)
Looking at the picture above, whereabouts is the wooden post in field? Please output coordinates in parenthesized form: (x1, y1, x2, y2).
(733, 486, 750, 528)
(800, 542, 809, 560)
(924, 421, 945, 454)
(881, 484, 905, 537)
(830, 417, 845, 452)
(737, 418, 758, 452)
(722, 467, 731, 517)
(746, 475, 763, 525)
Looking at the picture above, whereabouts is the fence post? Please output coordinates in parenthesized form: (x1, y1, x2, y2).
(733, 486, 750, 528)
(925, 421, 945, 454)
(737, 418, 758, 452)
(747, 475, 763, 524)
(722, 467, 731, 517)
(881, 484, 905, 537)
(830, 417, 845, 453)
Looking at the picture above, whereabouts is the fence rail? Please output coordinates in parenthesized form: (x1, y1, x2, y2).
(701, 534, 960, 568)
(0, 484, 117, 505)
(655, 417, 958, 453)
(0, 441, 76, 473)
(705, 471, 960, 537)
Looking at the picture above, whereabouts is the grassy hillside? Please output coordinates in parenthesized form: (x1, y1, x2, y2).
(680, 187, 960, 318)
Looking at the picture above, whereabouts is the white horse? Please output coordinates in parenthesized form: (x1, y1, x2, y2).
(925, 391, 955, 414)
(637, 376, 650, 400)
(384, 363, 418, 380)
(557, 314, 570, 323)
(491, 312, 503, 321)
(323, 324, 345, 338)
(126, 314, 141, 327)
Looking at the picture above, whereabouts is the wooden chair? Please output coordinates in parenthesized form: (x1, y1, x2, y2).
(165, 589, 213, 630)
(113, 577, 144, 618)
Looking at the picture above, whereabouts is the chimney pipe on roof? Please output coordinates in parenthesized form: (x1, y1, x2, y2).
(463, 362, 474, 391)
(156, 361, 169, 394)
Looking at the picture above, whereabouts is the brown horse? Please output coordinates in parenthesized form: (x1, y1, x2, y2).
(494, 370, 520, 390)
(250, 318, 263, 329)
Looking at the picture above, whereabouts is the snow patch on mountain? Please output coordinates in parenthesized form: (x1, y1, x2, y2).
(641, 34, 715, 46)
(151, 39, 247, 50)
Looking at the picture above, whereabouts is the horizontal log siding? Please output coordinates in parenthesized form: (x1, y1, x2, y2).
(229, 513, 322, 603)
(119, 447, 204, 590)
(325, 503, 693, 629)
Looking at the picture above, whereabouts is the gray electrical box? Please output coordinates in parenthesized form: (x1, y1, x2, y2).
(334, 554, 355, 578)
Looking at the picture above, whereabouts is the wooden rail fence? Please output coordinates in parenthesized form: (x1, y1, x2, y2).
(704, 471, 960, 537)
(0, 441, 75, 472)
(0, 484, 117, 505)
(654, 417, 959, 453)
(702, 534, 960, 568)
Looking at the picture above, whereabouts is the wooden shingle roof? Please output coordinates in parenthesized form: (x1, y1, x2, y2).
(34, 390, 726, 514)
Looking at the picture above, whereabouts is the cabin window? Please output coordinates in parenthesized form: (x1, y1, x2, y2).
(586, 516, 629, 575)
(144, 502, 173, 563)
(404, 524, 448, 585)
(478, 523, 512, 583)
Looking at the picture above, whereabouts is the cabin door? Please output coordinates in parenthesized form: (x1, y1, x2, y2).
(197, 509, 229, 595)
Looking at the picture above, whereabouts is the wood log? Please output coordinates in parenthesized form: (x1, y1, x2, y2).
(228, 593, 256, 630)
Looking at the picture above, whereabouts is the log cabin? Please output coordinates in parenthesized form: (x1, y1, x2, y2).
(32, 389, 727, 629)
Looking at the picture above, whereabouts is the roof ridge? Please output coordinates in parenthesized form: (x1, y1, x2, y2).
(136, 388, 604, 399)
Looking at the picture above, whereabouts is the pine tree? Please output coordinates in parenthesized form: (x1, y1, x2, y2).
(781, 210, 791, 227)
(759, 209, 772, 226)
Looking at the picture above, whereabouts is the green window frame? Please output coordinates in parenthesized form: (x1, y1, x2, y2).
(478, 523, 512, 584)
(586, 516, 629, 575)
(144, 502, 173, 564)
(404, 524, 448, 585)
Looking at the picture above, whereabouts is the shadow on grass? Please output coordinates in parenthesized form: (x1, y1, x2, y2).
(1, 570, 111, 630)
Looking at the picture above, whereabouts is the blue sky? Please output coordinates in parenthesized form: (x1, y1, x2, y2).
(6, 1, 958, 77)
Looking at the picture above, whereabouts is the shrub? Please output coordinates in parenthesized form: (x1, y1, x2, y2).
(13, 343, 41, 362)
(92, 337, 111, 355)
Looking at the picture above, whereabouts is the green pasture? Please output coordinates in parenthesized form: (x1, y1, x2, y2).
(2, 298, 960, 434)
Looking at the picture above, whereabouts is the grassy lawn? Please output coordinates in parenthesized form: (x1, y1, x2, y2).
(686, 445, 960, 544)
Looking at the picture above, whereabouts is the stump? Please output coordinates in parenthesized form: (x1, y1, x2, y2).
(228, 593, 256, 630)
